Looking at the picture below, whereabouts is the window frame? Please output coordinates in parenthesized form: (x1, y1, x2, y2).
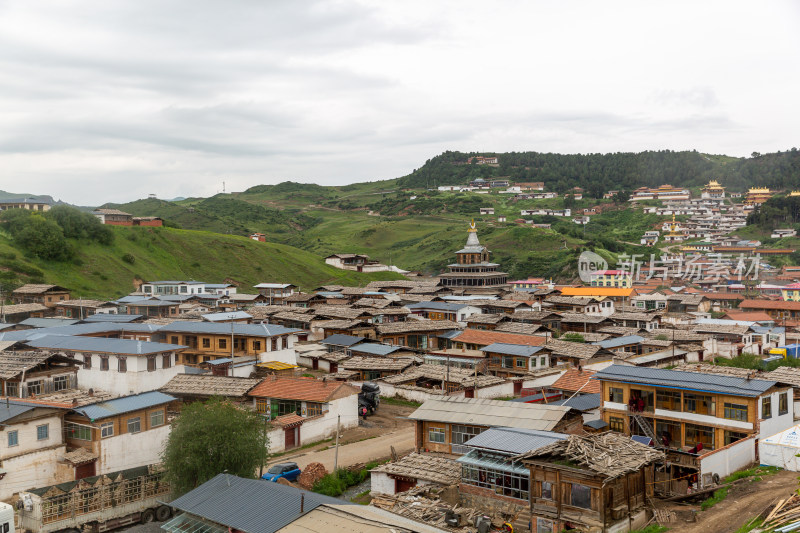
(100, 356, 109, 371)
(779, 392, 788, 416)
(608, 387, 623, 403)
(723, 402, 748, 422)
(147, 356, 157, 372)
(66, 422, 92, 441)
(150, 409, 164, 428)
(118, 357, 127, 373)
(36, 423, 49, 441)
(570, 483, 592, 510)
(162, 354, 171, 369)
(127, 417, 141, 434)
(609, 416, 625, 432)
(428, 427, 446, 444)
(7, 430, 18, 447)
(101, 422, 114, 439)
(762, 396, 772, 419)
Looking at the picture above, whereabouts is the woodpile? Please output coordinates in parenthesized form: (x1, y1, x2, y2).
(297, 462, 328, 490)
(762, 494, 800, 530)
(371, 485, 508, 532)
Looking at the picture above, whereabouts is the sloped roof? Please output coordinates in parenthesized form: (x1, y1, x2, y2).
(12, 284, 68, 294)
(248, 376, 358, 403)
(560, 287, 636, 298)
(72, 391, 177, 421)
(376, 320, 460, 335)
(452, 329, 546, 347)
(551, 368, 601, 394)
(25, 335, 185, 355)
(408, 397, 576, 431)
(550, 393, 601, 411)
(461, 427, 568, 454)
(342, 356, 415, 371)
(160, 374, 262, 397)
(479, 342, 544, 357)
(0, 351, 78, 379)
(320, 334, 365, 347)
(740, 299, 800, 311)
(371, 453, 461, 485)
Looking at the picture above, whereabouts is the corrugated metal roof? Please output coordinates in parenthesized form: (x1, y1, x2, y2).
(25, 335, 186, 355)
(479, 342, 544, 357)
(406, 301, 473, 311)
(19, 318, 81, 328)
(593, 364, 776, 397)
(550, 393, 601, 411)
(168, 473, 346, 533)
(320, 334, 365, 347)
(408, 397, 574, 431)
(72, 391, 177, 421)
(202, 311, 252, 321)
(593, 335, 645, 349)
(158, 321, 299, 337)
(82, 314, 143, 323)
(349, 343, 402, 356)
(462, 426, 567, 454)
(0, 401, 38, 423)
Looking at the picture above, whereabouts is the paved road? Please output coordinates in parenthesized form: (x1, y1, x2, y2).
(271, 428, 415, 471)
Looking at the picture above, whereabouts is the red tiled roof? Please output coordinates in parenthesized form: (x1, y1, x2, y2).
(452, 329, 546, 347)
(705, 293, 745, 300)
(275, 413, 304, 427)
(722, 311, 774, 322)
(740, 299, 800, 311)
(248, 376, 358, 402)
(550, 369, 601, 394)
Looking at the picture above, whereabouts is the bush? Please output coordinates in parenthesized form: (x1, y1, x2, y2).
(700, 487, 728, 511)
(122, 253, 135, 264)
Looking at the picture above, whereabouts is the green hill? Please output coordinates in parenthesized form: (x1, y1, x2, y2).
(0, 225, 403, 299)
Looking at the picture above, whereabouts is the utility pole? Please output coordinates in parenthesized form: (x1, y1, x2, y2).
(229, 316, 235, 377)
(333, 415, 341, 474)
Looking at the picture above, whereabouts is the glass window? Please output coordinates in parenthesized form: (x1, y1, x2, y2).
(515, 358, 526, 368)
(491, 356, 501, 366)
(541, 481, 553, 500)
(127, 417, 141, 434)
(570, 483, 592, 509)
(100, 356, 109, 371)
(451, 425, 485, 453)
(53, 375, 69, 392)
(202, 338, 210, 348)
(540, 356, 547, 367)
(608, 387, 623, 403)
(170, 336, 179, 345)
(219, 339, 227, 349)
(723, 403, 748, 422)
(28, 380, 43, 395)
(150, 410, 164, 427)
(763, 397, 772, 419)
(118, 357, 127, 373)
(684, 393, 715, 416)
(37, 424, 49, 441)
(609, 416, 625, 432)
(253, 341, 262, 352)
(655, 420, 682, 448)
(306, 403, 323, 417)
(656, 390, 681, 411)
(5, 382, 18, 397)
(779, 393, 788, 416)
(255, 399, 269, 414)
(460, 452, 529, 501)
(101, 422, 114, 438)
(724, 431, 748, 446)
(83, 354, 92, 369)
(8, 430, 18, 447)
(147, 357, 157, 372)
(429, 427, 445, 443)
(66, 422, 91, 441)
(162, 354, 171, 369)
(685, 423, 714, 451)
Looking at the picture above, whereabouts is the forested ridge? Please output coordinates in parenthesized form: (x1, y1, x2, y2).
(400, 149, 800, 196)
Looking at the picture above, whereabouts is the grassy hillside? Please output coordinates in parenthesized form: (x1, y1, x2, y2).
(0, 226, 402, 299)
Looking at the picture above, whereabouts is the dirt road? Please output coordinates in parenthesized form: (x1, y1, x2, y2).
(676, 469, 798, 533)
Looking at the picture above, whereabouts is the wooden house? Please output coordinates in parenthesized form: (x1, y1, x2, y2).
(0, 351, 82, 398)
(11, 284, 71, 308)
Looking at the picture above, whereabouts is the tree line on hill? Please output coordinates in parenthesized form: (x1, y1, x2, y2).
(399, 149, 800, 196)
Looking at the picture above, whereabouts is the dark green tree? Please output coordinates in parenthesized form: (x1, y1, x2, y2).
(45, 205, 114, 244)
(162, 397, 270, 496)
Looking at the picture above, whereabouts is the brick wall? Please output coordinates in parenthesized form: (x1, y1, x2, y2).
(459, 483, 527, 514)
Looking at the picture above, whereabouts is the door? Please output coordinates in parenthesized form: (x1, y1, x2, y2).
(75, 461, 96, 480)
(312, 358, 319, 370)
(329, 362, 338, 373)
(395, 478, 417, 493)
(464, 388, 474, 398)
(285, 427, 297, 449)
(513, 381, 523, 395)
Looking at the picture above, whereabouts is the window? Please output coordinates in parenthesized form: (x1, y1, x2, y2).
(685, 423, 714, 451)
(150, 410, 164, 427)
(100, 356, 109, 371)
(608, 387, 623, 403)
(655, 420, 682, 448)
(170, 336, 179, 345)
(779, 393, 789, 416)
(219, 339, 227, 349)
(127, 417, 141, 434)
(83, 354, 92, 369)
(271, 339, 277, 351)
(460, 451, 529, 501)
(202, 338, 210, 348)
(306, 403, 323, 417)
(657, 390, 681, 411)
(147, 357, 157, 372)
(270, 400, 299, 419)
(162, 354, 171, 369)
(684, 393, 715, 416)
(609, 416, 625, 432)
(429, 427, 445, 443)
(724, 403, 748, 422)
(253, 341, 262, 352)
(515, 358, 525, 368)
(536, 519, 553, 533)
(491, 356, 501, 366)
(66, 422, 91, 441)
(37, 424, 49, 441)
(101, 422, 114, 438)
(118, 357, 127, 373)
(5, 382, 18, 397)
(27, 380, 43, 395)
(256, 399, 269, 414)
(541, 481, 553, 500)
(763, 397, 772, 419)
(724, 431, 748, 446)
(570, 483, 592, 509)
(7, 430, 18, 447)
(540, 356, 547, 367)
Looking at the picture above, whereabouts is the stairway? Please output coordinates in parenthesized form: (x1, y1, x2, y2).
(630, 413, 658, 443)
(512, 508, 532, 533)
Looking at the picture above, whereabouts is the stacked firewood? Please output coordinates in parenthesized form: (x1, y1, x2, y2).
(762, 494, 800, 530)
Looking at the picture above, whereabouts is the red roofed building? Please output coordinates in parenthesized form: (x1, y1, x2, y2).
(739, 299, 800, 319)
(722, 310, 774, 323)
(448, 329, 546, 350)
(550, 368, 601, 396)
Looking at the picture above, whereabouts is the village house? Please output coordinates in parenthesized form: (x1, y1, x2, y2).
(447, 329, 547, 352)
(409, 396, 583, 455)
(159, 374, 262, 404)
(560, 287, 637, 305)
(340, 356, 417, 381)
(0, 351, 82, 398)
(253, 283, 297, 305)
(54, 299, 118, 319)
(370, 453, 461, 496)
(65, 391, 179, 476)
(465, 313, 510, 330)
(295, 342, 349, 373)
(589, 270, 632, 288)
(376, 320, 460, 350)
(92, 208, 133, 225)
(516, 432, 664, 533)
(12, 284, 71, 309)
(482, 343, 551, 377)
(544, 296, 614, 317)
(0, 303, 49, 323)
(406, 301, 481, 325)
(122, 298, 180, 318)
(739, 299, 800, 320)
(608, 311, 661, 331)
(139, 280, 237, 296)
(378, 364, 506, 399)
(0, 197, 51, 212)
(248, 376, 359, 452)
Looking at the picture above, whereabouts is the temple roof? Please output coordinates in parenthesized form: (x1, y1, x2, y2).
(456, 221, 487, 254)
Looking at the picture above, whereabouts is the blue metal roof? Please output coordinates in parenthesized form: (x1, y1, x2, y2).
(158, 321, 299, 337)
(462, 427, 567, 454)
(349, 343, 402, 356)
(0, 401, 40, 423)
(437, 330, 462, 340)
(479, 343, 544, 357)
(72, 391, 177, 421)
(583, 419, 609, 429)
(202, 311, 253, 322)
(407, 301, 474, 312)
(24, 335, 186, 355)
(19, 318, 81, 328)
(320, 334, 365, 347)
(82, 314, 143, 323)
(593, 335, 645, 349)
(593, 364, 776, 397)
(168, 473, 347, 533)
(549, 393, 601, 411)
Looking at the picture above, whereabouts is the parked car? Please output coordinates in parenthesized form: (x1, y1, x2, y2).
(261, 462, 301, 482)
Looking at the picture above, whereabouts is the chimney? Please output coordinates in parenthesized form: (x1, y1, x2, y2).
(88, 388, 94, 397)
(72, 398, 79, 407)
(300, 493, 305, 513)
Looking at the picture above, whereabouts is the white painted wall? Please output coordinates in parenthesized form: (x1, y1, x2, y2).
(699, 437, 755, 488)
(98, 424, 171, 474)
(760, 389, 794, 438)
(0, 445, 69, 500)
(78, 361, 185, 396)
(257, 347, 296, 365)
(263, 394, 359, 454)
(0, 414, 63, 458)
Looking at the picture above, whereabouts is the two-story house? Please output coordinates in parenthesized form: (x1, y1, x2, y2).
(0, 351, 82, 399)
(481, 342, 551, 378)
(11, 284, 71, 309)
(253, 283, 297, 305)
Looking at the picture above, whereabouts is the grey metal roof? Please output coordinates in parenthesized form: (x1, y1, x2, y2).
(24, 335, 186, 355)
(125, 298, 181, 306)
(408, 397, 575, 431)
(593, 335, 645, 349)
(19, 318, 81, 328)
(0, 401, 39, 424)
(479, 343, 544, 357)
(550, 393, 601, 411)
(583, 419, 609, 429)
(406, 301, 474, 312)
(82, 314, 143, 323)
(593, 364, 776, 397)
(320, 334, 365, 347)
(72, 391, 177, 421)
(348, 343, 402, 356)
(462, 427, 567, 454)
(158, 321, 300, 337)
(437, 330, 462, 340)
(168, 473, 347, 533)
(202, 311, 252, 322)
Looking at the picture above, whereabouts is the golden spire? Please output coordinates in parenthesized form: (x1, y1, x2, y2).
(468, 219, 477, 232)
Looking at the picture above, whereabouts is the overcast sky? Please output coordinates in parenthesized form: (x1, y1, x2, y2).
(1, 1, 798, 205)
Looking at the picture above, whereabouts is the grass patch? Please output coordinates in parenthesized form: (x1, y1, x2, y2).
(312, 461, 383, 497)
(734, 517, 763, 533)
(351, 489, 372, 505)
(267, 437, 333, 459)
(700, 487, 728, 511)
(631, 525, 668, 533)
(723, 465, 780, 483)
(380, 397, 422, 408)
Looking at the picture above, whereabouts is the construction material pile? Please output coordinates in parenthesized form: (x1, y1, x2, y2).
(297, 462, 328, 490)
(371, 485, 509, 532)
(762, 494, 800, 531)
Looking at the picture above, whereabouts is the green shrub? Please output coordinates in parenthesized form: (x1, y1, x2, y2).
(122, 253, 135, 264)
(701, 487, 728, 510)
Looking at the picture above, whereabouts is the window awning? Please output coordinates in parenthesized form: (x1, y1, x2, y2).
(162, 513, 227, 533)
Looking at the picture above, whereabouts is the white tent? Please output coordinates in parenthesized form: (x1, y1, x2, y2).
(759, 424, 800, 471)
